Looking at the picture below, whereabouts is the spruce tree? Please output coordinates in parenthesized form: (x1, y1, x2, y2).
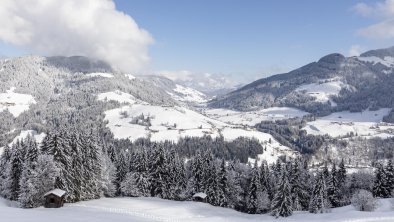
(373, 163, 390, 198)
(0, 145, 12, 197)
(226, 160, 244, 210)
(271, 166, 292, 218)
(149, 145, 169, 198)
(385, 160, 394, 194)
(309, 172, 330, 213)
(290, 159, 309, 211)
(327, 164, 341, 207)
(19, 138, 40, 208)
(4, 141, 24, 200)
(246, 161, 264, 214)
(217, 159, 229, 207)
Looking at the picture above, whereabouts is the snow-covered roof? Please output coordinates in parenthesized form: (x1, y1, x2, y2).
(44, 189, 66, 197)
(193, 192, 207, 199)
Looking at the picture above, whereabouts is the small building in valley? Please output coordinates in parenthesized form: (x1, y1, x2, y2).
(192, 192, 207, 203)
(44, 189, 66, 208)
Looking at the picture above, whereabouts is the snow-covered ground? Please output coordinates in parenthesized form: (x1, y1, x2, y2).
(86, 72, 114, 78)
(0, 130, 46, 156)
(167, 84, 207, 103)
(125, 74, 136, 80)
(9, 130, 46, 146)
(358, 56, 394, 67)
(99, 91, 296, 164)
(97, 90, 138, 105)
(295, 79, 352, 106)
(303, 108, 394, 138)
(0, 87, 37, 117)
(1, 196, 394, 222)
(205, 107, 308, 126)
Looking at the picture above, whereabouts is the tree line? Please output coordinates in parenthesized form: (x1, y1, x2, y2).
(1, 129, 393, 217)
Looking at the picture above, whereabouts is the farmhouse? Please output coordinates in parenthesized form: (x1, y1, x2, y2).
(192, 192, 207, 203)
(44, 189, 66, 208)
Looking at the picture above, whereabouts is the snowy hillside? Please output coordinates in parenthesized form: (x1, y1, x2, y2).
(303, 108, 394, 138)
(99, 91, 296, 163)
(1, 196, 394, 222)
(295, 79, 353, 106)
(86, 72, 114, 78)
(0, 87, 36, 117)
(169, 84, 207, 103)
(205, 107, 308, 126)
(139, 75, 208, 104)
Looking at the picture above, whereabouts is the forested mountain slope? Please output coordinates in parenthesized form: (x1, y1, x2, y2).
(209, 46, 394, 119)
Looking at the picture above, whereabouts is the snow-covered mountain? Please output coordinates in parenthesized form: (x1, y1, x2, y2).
(160, 71, 242, 97)
(0, 55, 295, 164)
(139, 75, 208, 105)
(209, 46, 394, 119)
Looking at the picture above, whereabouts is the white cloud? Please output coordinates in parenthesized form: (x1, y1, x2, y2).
(348, 45, 363, 56)
(353, 3, 375, 17)
(354, 0, 394, 39)
(357, 19, 394, 39)
(354, 0, 394, 17)
(0, 0, 153, 72)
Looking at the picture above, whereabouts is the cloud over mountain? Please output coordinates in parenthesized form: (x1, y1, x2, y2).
(354, 0, 394, 39)
(0, 0, 153, 72)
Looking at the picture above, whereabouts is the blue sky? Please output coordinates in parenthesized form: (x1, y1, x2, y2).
(1, 0, 394, 82)
(113, 0, 394, 81)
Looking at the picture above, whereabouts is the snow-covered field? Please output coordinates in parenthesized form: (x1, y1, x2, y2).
(168, 84, 207, 103)
(86, 72, 114, 78)
(0, 87, 36, 117)
(1, 197, 394, 222)
(303, 108, 394, 138)
(205, 107, 308, 126)
(99, 91, 296, 163)
(9, 130, 46, 146)
(358, 56, 394, 67)
(98, 90, 138, 105)
(0, 130, 46, 156)
(295, 79, 352, 106)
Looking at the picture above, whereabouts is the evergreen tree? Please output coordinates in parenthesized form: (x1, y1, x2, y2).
(19, 137, 40, 208)
(271, 166, 293, 217)
(41, 131, 72, 198)
(327, 164, 341, 207)
(337, 159, 347, 187)
(217, 159, 229, 207)
(309, 172, 330, 213)
(4, 141, 24, 200)
(226, 160, 244, 210)
(337, 158, 347, 206)
(100, 152, 117, 197)
(290, 159, 309, 210)
(190, 151, 204, 194)
(149, 145, 169, 198)
(0, 145, 12, 197)
(385, 160, 394, 194)
(246, 161, 267, 214)
(373, 163, 390, 198)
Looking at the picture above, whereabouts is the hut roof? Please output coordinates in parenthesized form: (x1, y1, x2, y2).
(44, 189, 66, 197)
(193, 192, 207, 199)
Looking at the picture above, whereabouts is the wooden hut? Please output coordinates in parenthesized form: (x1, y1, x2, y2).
(192, 192, 207, 203)
(44, 189, 66, 208)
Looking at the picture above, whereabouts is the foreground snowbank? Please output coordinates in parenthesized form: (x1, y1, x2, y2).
(1, 197, 394, 222)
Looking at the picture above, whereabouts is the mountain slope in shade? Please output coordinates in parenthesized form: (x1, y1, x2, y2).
(139, 75, 208, 104)
(209, 46, 394, 118)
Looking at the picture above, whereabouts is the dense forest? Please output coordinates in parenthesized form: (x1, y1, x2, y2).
(0, 128, 393, 218)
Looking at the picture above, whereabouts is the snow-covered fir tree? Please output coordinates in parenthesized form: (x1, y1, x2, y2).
(373, 163, 391, 198)
(271, 164, 293, 218)
(309, 172, 330, 213)
(327, 163, 341, 208)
